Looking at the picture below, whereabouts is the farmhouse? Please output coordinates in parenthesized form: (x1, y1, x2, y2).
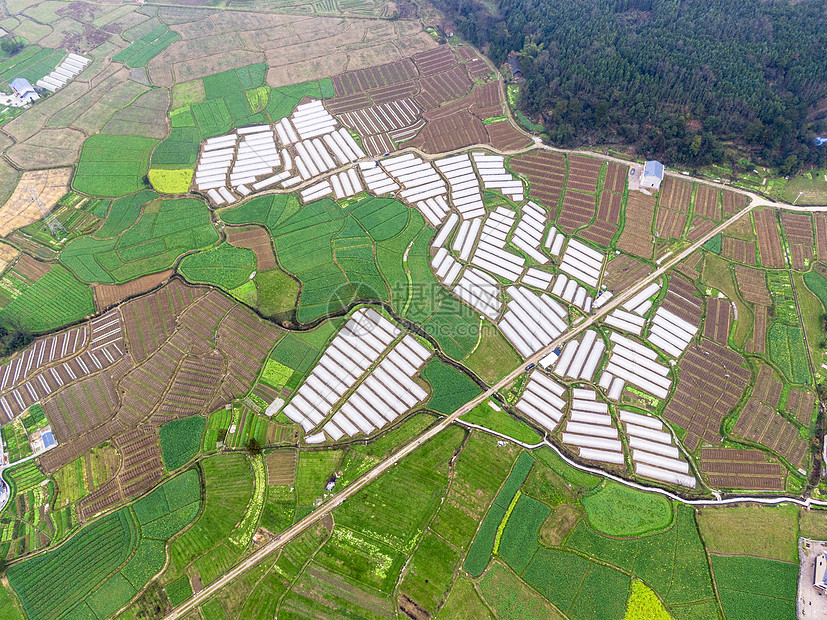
(815, 553, 827, 593)
(507, 51, 523, 80)
(640, 160, 664, 191)
(9, 77, 38, 106)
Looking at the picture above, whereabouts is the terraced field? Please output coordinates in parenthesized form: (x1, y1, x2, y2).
(0, 6, 819, 620)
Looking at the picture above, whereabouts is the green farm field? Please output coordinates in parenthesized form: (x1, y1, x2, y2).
(334, 414, 437, 489)
(316, 427, 464, 593)
(7, 470, 201, 620)
(438, 576, 495, 620)
(202, 408, 232, 452)
(253, 267, 300, 318)
(194, 521, 333, 619)
(463, 452, 534, 576)
(0, 263, 94, 332)
(498, 494, 550, 573)
(61, 193, 219, 284)
(422, 359, 483, 414)
(112, 25, 181, 68)
(179, 243, 257, 291)
(165, 575, 193, 607)
(563, 505, 716, 613)
(1, 419, 31, 462)
(160, 416, 207, 471)
(479, 561, 564, 619)
(463, 325, 523, 383)
(166, 454, 254, 586)
(0, 45, 64, 89)
(795, 272, 827, 377)
(800, 507, 827, 539)
(399, 530, 461, 613)
(73, 134, 159, 197)
(151, 126, 201, 169)
(269, 317, 342, 381)
(0, 461, 74, 563)
(804, 270, 827, 310)
(14, 194, 107, 254)
(295, 449, 342, 511)
(768, 322, 810, 384)
(454, 437, 721, 619)
(222, 195, 480, 359)
(53, 442, 119, 508)
(170, 63, 333, 145)
(711, 555, 797, 620)
(697, 504, 799, 562)
(580, 481, 673, 537)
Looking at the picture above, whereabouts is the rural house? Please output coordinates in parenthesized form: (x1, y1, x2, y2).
(9, 77, 38, 106)
(507, 52, 523, 80)
(641, 160, 664, 191)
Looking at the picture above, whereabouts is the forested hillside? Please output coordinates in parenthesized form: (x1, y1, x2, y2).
(434, 0, 827, 170)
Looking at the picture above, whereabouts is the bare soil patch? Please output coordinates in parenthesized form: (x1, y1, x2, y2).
(539, 503, 582, 547)
(0, 168, 73, 237)
(7, 128, 86, 168)
(93, 269, 174, 312)
(266, 449, 298, 485)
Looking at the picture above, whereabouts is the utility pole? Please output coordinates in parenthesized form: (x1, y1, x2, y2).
(23, 185, 66, 238)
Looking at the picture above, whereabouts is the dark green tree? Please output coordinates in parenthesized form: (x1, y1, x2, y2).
(246, 437, 262, 455)
(0, 36, 23, 56)
(431, 0, 827, 168)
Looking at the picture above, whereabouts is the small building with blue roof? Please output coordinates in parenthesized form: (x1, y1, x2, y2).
(10, 77, 38, 105)
(641, 160, 664, 191)
(41, 429, 56, 450)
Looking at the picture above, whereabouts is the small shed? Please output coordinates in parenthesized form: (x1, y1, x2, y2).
(10, 77, 38, 105)
(815, 553, 827, 593)
(641, 160, 664, 191)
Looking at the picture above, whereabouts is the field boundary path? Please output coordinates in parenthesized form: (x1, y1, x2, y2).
(164, 190, 823, 619)
(254, 135, 822, 215)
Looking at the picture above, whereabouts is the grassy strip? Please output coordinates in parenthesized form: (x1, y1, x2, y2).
(494, 452, 534, 509)
(463, 504, 506, 577)
(460, 402, 541, 444)
(493, 490, 521, 554)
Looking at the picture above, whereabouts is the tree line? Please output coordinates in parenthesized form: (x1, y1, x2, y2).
(433, 0, 827, 171)
(0, 325, 32, 358)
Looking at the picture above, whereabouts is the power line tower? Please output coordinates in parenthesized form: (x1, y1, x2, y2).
(23, 185, 66, 238)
